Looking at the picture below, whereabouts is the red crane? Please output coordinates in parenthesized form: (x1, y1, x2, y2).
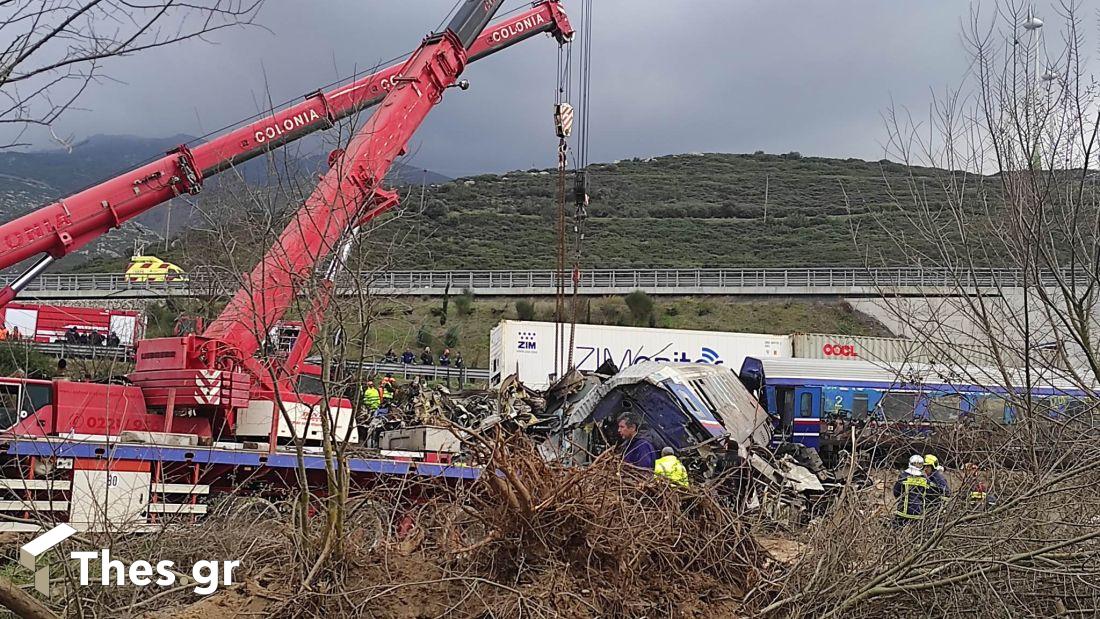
(1, 1, 573, 445)
(0, 1, 572, 307)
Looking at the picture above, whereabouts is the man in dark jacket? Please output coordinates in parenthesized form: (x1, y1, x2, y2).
(893, 454, 943, 525)
(617, 413, 656, 469)
(401, 349, 415, 365)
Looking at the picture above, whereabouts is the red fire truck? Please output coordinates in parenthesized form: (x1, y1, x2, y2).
(0, 302, 144, 346)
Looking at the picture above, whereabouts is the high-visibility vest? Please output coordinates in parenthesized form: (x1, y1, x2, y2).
(896, 475, 930, 519)
(654, 455, 690, 487)
(362, 387, 381, 410)
(380, 378, 396, 399)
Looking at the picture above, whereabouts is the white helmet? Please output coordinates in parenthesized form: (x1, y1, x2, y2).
(908, 454, 925, 468)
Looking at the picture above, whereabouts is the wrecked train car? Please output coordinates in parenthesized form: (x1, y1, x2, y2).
(539, 362, 772, 468)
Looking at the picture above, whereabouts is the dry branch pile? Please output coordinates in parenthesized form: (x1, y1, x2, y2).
(761, 445, 1100, 618)
(287, 433, 774, 618)
(426, 435, 771, 617)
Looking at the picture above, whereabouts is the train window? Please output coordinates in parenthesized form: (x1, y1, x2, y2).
(852, 394, 869, 418)
(974, 396, 1010, 424)
(878, 392, 917, 421)
(800, 393, 813, 417)
(928, 394, 963, 422)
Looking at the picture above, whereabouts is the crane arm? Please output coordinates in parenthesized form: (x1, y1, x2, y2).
(200, 0, 522, 357)
(0, 2, 572, 307)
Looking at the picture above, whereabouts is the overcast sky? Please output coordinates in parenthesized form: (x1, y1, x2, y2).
(14, 0, 1096, 176)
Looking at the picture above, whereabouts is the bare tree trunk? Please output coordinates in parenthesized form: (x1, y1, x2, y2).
(0, 575, 57, 619)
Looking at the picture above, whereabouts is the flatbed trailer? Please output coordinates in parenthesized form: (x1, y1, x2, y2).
(0, 436, 478, 533)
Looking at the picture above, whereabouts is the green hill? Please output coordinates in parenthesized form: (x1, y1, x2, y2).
(52, 150, 963, 274)
(375, 151, 954, 270)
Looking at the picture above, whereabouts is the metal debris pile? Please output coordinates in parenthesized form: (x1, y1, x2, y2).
(363, 363, 858, 521)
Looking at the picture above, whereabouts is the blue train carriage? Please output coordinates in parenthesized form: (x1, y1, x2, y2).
(737, 356, 1094, 464)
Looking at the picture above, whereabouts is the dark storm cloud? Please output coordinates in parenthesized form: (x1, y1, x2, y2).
(16, 1, 1076, 175)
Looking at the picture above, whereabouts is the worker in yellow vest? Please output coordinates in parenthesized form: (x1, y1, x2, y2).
(361, 380, 382, 413)
(654, 447, 690, 487)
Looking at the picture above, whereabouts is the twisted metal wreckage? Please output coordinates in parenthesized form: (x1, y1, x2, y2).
(375, 361, 856, 517)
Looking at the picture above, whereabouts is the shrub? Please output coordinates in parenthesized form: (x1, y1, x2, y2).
(0, 341, 55, 379)
(597, 298, 625, 324)
(515, 299, 536, 321)
(624, 290, 655, 326)
(444, 326, 460, 348)
(416, 326, 434, 349)
(454, 289, 474, 316)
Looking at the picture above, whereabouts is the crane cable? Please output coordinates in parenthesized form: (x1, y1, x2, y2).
(567, 0, 594, 372)
(552, 22, 573, 379)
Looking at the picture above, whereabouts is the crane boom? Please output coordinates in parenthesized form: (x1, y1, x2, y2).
(0, 2, 572, 307)
(201, 0, 511, 353)
(126, 0, 570, 428)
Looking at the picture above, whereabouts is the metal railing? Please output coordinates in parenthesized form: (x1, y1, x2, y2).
(0, 267, 1077, 298)
(341, 360, 488, 384)
(2, 341, 135, 361)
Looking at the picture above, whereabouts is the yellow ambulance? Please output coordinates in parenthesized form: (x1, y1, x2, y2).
(125, 256, 188, 283)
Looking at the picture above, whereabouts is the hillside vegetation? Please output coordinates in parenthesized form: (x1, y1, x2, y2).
(374, 151, 967, 270)
(32, 149, 975, 274)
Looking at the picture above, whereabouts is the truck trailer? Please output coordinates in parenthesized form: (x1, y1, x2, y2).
(489, 320, 791, 389)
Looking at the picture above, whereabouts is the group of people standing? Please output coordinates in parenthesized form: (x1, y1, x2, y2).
(360, 374, 398, 413)
(64, 326, 121, 347)
(894, 453, 991, 524)
(386, 346, 465, 369)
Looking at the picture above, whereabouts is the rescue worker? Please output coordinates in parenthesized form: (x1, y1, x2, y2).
(454, 352, 466, 385)
(420, 347, 433, 366)
(654, 446, 690, 487)
(617, 413, 656, 469)
(401, 349, 415, 365)
(893, 454, 941, 525)
(961, 462, 991, 507)
(380, 373, 397, 403)
(361, 380, 382, 413)
(439, 348, 451, 367)
(383, 348, 397, 363)
(924, 454, 951, 500)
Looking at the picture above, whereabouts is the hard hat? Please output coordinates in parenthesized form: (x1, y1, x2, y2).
(923, 454, 939, 467)
(661, 447, 675, 457)
(909, 455, 925, 468)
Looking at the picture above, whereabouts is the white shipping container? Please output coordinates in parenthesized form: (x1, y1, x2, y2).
(791, 332, 927, 363)
(489, 320, 792, 389)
